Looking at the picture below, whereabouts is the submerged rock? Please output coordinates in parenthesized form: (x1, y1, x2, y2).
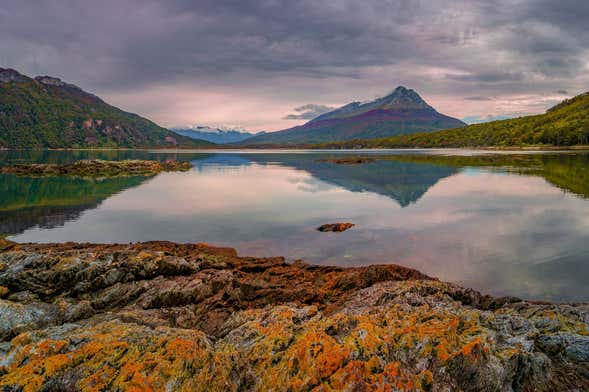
(0, 239, 587, 391)
(317, 222, 355, 232)
(0, 159, 192, 178)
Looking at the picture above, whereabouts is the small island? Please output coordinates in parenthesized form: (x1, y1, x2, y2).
(0, 159, 192, 177)
(317, 157, 376, 165)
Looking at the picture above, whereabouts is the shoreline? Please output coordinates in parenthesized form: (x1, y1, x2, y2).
(1, 145, 589, 152)
(1, 239, 587, 390)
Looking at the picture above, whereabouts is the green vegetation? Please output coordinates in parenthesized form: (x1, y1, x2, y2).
(0, 70, 214, 149)
(1, 159, 192, 178)
(316, 92, 589, 148)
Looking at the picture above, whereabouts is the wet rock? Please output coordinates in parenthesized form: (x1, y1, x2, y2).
(317, 222, 355, 232)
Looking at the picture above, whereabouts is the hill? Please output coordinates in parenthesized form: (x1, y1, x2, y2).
(0, 68, 214, 149)
(171, 126, 261, 144)
(240, 86, 465, 146)
(317, 91, 589, 148)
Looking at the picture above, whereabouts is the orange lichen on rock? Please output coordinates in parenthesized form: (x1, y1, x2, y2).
(0, 285, 8, 298)
(0, 240, 588, 391)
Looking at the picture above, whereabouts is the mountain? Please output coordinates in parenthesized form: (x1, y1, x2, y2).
(0, 68, 214, 149)
(239, 86, 466, 146)
(172, 126, 262, 144)
(317, 91, 589, 148)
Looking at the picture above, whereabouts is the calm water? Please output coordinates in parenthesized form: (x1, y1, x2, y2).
(1, 150, 588, 302)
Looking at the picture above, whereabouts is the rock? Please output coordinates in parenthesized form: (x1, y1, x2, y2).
(0, 159, 192, 178)
(0, 241, 587, 391)
(565, 336, 589, 362)
(0, 300, 61, 340)
(34, 75, 70, 87)
(317, 157, 376, 164)
(537, 333, 589, 362)
(0, 68, 29, 83)
(317, 222, 355, 232)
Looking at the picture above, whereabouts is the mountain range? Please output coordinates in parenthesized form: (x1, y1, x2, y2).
(240, 86, 466, 145)
(0, 68, 213, 149)
(2, 66, 586, 149)
(171, 126, 263, 144)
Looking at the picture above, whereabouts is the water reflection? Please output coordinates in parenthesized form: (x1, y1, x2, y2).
(229, 154, 459, 206)
(1, 151, 588, 301)
(0, 174, 149, 235)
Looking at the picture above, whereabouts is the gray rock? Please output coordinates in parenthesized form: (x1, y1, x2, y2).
(0, 68, 29, 83)
(0, 299, 60, 340)
(564, 335, 589, 362)
(536, 333, 589, 362)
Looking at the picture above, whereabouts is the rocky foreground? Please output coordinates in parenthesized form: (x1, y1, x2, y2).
(0, 159, 192, 178)
(0, 240, 587, 391)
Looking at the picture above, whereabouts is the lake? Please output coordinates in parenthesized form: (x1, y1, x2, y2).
(1, 149, 588, 302)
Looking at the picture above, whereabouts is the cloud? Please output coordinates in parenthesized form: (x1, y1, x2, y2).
(284, 104, 336, 120)
(464, 96, 493, 101)
(556, 90, 569, 95)
(1, 0, 588, 130)
(446, 72, 525, 83)
(462, 114, 520, 124)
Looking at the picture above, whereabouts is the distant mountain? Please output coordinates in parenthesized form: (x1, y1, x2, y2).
(240, 86, 465, 145)
(172, 126, 262, 144)
(317, 91, 589, 148)
(0, 68, 214, 149)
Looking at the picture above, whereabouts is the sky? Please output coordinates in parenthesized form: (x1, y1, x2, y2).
(1, 0, 588, 132)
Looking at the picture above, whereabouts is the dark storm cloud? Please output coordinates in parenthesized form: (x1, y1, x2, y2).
(0, 0, 412, 88)
(2, 0, 585, 87)
(0, 0, 588, 128)
(284, 104, 336, 120)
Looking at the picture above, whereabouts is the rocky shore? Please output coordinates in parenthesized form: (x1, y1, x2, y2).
(0, 159, 192, 178)
(0, 239, 587, 391)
